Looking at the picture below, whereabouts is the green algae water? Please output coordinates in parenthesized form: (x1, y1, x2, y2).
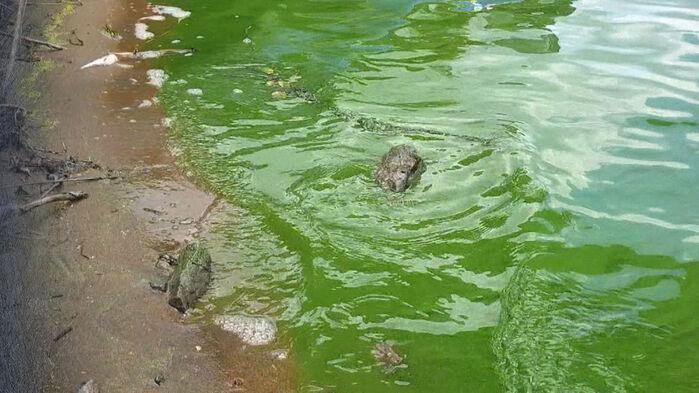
(148, 0, 699, 391)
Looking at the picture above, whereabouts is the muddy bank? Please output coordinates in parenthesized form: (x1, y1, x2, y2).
(1, 0, 293, 391)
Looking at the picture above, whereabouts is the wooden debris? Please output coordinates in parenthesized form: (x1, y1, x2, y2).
(20, 191, 88, 212)
(0, 31, 65, 51)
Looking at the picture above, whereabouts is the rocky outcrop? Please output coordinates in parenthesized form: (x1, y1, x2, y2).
(167, 243, 212, 313)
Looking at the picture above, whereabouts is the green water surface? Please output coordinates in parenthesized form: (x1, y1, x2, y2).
(147, 0, 699, 391)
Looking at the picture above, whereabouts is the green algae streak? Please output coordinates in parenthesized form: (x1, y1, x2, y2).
(148, 0, 699, 391)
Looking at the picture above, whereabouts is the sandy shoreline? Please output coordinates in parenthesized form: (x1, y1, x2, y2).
(2, 0, 292, 391)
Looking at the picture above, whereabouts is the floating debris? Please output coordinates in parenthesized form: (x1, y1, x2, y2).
(187, 88, 203, 96)
(215, 315, 276, 346)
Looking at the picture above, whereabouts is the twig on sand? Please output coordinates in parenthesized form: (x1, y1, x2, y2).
(20, 191, 88, 212)
(0, 31, 65, 51)
(40, 182, 61, 198)
(53, 325, 73, 342)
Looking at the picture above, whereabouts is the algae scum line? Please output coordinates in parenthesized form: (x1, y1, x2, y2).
(102, 0, 698, 391)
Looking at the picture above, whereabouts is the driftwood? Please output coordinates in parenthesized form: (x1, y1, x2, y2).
(20, 191, 87, 212)
(0, 31, 65, 50)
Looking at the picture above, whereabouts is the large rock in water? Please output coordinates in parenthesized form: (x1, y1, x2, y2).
(167, 243, 212, 313)
(374, 145, 424, 192)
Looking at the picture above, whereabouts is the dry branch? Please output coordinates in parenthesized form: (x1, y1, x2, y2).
(0, 31, 65, 50)
(20, 191, 88, 212)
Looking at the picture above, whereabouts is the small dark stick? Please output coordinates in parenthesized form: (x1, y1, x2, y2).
(53, 326, 73, 342)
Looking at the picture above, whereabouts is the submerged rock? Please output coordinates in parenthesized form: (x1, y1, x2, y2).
(167, 243, 212, 313)
(374, 145, 424, 192)
(214, 315, 276, 346)
(372, 342, 405, 373)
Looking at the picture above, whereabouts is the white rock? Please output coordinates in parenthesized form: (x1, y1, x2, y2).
(215, 315, 276, 346)
(134, 23, 154, 40)
(139, 15, 166, 22)
(146, 69, 168, 88)
(151, 5, 191, 21)
(81, 54, 119, 69)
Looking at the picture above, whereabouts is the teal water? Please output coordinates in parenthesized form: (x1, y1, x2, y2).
(147, 0, 699, 391)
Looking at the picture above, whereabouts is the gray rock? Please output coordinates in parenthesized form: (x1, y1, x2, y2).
(77, 379, 99, 393)
(374, 145, 424, 192)
(149, 276, 169, 292)
(167, 243, 212, 312)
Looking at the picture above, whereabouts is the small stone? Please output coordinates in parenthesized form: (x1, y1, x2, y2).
(271, 91, 287, 99)
(149, 277, 168, 293)
(268, 349, 288, 360)
(77, 379, 99, 393)
(154, 373, 165, 386)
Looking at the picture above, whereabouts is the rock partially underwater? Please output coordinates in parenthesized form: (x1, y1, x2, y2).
(167, 243, 212, 313)
(372, 342, 405, 373)
(214, 315, 277, 346)
(374, 145, 424, 192)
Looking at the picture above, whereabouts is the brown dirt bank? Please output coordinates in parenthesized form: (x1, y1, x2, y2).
(5, 0, 294, 391)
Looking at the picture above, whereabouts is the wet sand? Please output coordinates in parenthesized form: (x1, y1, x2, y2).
(6, 0, 293, 391)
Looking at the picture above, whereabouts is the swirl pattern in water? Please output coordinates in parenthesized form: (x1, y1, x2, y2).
(150, 0, 699, 391)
